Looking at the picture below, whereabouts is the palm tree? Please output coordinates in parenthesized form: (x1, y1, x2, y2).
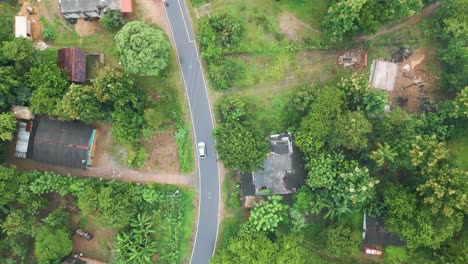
(370, 143, 397, 167)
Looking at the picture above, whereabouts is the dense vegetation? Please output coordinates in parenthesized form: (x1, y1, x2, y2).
(0, 167, 193, 263)
(204, 0, 467, 259)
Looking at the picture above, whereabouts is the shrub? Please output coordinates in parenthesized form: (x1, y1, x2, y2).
(41, 27, 56, 41)
(35, 227, 72, 264)
(100, 10, 126, 31)
(127, 146, 148, 169)
(208, 59, 244, 90)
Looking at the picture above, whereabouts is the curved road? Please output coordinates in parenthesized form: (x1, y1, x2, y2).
(163, 1, 220, 264)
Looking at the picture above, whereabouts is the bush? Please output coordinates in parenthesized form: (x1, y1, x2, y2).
(41, 27, 56, 41)
(35, 227, 72, 264)
(208, 59, 244, 90)
(326, 223, 362, 257)
(127, 146, 148, 169)
(385, 246, 408, 263)
(100, 10, 126, 31)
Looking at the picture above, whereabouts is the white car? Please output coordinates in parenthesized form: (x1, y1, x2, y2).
(198, 142, 206, 158)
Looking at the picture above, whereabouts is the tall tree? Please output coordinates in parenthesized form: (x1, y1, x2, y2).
(330, 111, 372, 151)
(1, 37, 35, 69)
(322, 0, 367, 43)
(213, 121, 269, 173)
(57, 84, 105, 123)
(115, 21, 170, 76)
(34, 226, 72, 264)
(27, 63, 69, 115)
(296, 86, 344, 155)
(383, 182, 464, 249)
(304, 152, 378, 218)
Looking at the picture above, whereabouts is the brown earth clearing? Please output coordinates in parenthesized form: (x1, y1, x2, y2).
(389, 47, 442, 112)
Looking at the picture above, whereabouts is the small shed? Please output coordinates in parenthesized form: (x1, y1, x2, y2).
(58, 47, 87, 83)
(120, 0, 133, 13)
(15, 16, 31, 39)
(29, 117, 96, 169)
(369, 60, 398, 91)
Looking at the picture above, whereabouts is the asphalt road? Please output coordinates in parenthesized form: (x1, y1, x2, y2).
(163, 1, 220, 264)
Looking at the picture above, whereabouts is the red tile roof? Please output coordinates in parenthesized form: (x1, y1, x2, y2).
(58, 47, 86, 83)
(120, 0, 133, 13)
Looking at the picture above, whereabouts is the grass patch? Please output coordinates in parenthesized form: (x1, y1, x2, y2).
(278, 0, 331, 30)
(217, 212, 244, 250)
(175, 125, 194, 174)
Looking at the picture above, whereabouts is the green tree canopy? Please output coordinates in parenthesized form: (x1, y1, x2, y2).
(0, 112, 16, 141)
(304, 153, 378, 218)
(213, 121, 269, 173)
(100, 10, 126, 31)
(77, 185, 137, 228)
(27, 63, 69, 115)
(296, 86, 344, 155)
(211, 232, 310, 264)
(34, 226, 72, 264)
(322, 0, 366, 43)
(115, 21, 170, 76)
(248, 195, 288, 232)
(326, 223, 362, 257)
(417, 166, 468, 217)
(1, 37, 35, 69)
(330, 111, 372, 151)
(383, 182, 464, 249)
(57, 84, 105, 123)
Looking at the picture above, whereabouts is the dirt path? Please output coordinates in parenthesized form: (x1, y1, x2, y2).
(358, 1, 441, 41)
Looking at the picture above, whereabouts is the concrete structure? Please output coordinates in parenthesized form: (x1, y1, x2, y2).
(59, 0, 120, 19)
(12, 106, 34, 120)
(14, 16, 31, 39)
(369, 60, 398, 91)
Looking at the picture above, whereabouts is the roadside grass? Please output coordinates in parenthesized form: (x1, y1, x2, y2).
(217, 171, 245, 250)
(179, 188, 196, 263)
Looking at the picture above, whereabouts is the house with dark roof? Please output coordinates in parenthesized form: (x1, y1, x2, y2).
(362, 213, 405, 251)
(241, 133, 306, 206)
(27, 117, 96, 169)
(59, 0, 120, 19)
(58, 47, 86, 83)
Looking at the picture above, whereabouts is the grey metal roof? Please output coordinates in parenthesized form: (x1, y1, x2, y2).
(59, 0, 119, 15)
(28, 117, 94, 169)
(364, 214, 406, 247)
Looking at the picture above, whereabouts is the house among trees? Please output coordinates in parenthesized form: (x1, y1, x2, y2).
(58, 47, 86, 83)
(369, 60, 398, 91)
(241, 133, 306, 207)
(362, 213, 405, 254)
(22, 117, 96, 169)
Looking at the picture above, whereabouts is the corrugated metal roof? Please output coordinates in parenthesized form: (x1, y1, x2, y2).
(29, 117, 94, 169)
(58, 47, 87, 83)
(120, 0, 132, 12)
